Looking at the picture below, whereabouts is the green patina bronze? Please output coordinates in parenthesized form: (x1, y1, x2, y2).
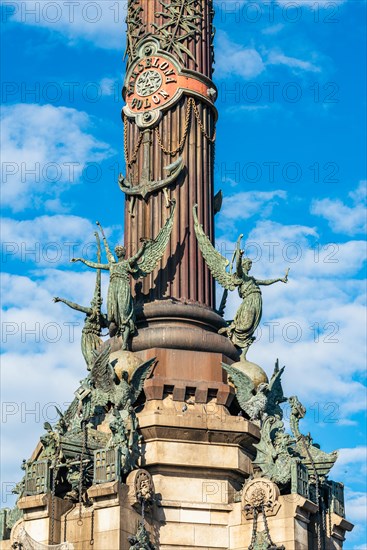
(71, 201, 176, 350)
(118, 131, 184, 215)
(288, 395, 338, 481)
(89, 344, 155, 412)
(54, 232, 107, 369)
(253, 415, 295, 487)
(11, 346, 155, 505)
(128, 522, 156, 550)
(252, 392, 338, 492)
(251, 530, 284, 550)
(193, 205, 289, 358)
(222, 361, 287, 421)
(125, 0, 145, 64)
(151, 0, 203, 66)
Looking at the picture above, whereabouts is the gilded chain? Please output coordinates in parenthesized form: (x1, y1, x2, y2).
(154, 98, 192, 156)
(191, 99, 216, 143)
(124, 98, 216, 161)
(155, 97, 216, 156)
(124, 116, 144, 167)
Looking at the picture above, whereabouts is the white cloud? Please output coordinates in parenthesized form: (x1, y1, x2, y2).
(218, 217, 366, 418)
(99, 77, 118, 97)
(336, 447, 367, 467)
(261, 23, 285, 36)
(1, 215, 97, 266)
(215, 32, 265, 79)
(267, 50, 321, 73)
(6, 1, 126, 50)
(1, 214, 125, 270)
(344, 489, 367, 523)
(217, 191, 287, 233)
(246, 220, 366, 277)
(311, 181, 367, 236)
(215, 32, 322, 80)
(1, 103, 112, 212)
(1, 345, 87, 496)
(1, 271, 110, 353)
(349, 180, 367, 204)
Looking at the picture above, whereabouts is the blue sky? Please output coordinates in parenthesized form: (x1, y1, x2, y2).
(1, 0, 366, 546)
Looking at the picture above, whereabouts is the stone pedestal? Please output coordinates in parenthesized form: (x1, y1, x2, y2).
(16, 494, 72, 545)
(4, 403, 353, 550)
(329, 513, 354, 549)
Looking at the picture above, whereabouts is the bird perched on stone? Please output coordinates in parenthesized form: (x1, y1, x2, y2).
(222, 361, 286, 421)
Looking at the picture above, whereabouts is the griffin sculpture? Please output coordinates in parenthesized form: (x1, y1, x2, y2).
(89, 345, 155, 411)
(253, 415, 295, 487)
(222, 360, 286, 421)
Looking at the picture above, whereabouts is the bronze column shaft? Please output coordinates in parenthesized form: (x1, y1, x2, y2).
(123, 0, 216, 309)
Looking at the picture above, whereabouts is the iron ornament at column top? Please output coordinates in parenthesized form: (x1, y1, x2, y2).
(122, 38, 217, 129)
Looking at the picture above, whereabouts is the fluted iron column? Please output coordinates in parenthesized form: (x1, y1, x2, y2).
(123, 0, 216, 309)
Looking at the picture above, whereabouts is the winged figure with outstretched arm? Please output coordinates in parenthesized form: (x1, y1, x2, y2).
(193, 204, 289, 359)
(54, 232, 108, 369)
(71, 201, 176, 350)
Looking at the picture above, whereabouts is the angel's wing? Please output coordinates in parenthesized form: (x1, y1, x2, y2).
(129, 358, 156, 404)
(90, 344, 115, 395)
(193, 205, 239, 291)
(62, 397, 80, 426)
(221, 363, 255, 410)
(264, 363, 286, 418)
(268, 362, 286, 399)
(133, 201, 176, 279)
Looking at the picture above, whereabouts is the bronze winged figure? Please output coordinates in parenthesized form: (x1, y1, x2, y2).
(54, 232, 108, 369)
(193, 204, 289, 359)
(72, 201, 176, 349)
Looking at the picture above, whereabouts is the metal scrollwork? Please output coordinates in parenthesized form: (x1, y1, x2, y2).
(151, 0, 203, 66)
(125, 0, 146, 64)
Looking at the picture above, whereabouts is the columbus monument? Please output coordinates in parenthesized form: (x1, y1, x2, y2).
(0, 1, 353, 549)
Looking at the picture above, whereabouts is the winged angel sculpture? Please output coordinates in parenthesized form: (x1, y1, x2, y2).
(54, 232, 108, 370)
(72, 201, 176, 349)
(193, 205, 289, 359)
(222, 361, 287, 421)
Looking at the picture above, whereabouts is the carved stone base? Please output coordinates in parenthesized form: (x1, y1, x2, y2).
(14, 494, 73, 546)
(3, 437, 353, 550)
(2, 350, 353, 550)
